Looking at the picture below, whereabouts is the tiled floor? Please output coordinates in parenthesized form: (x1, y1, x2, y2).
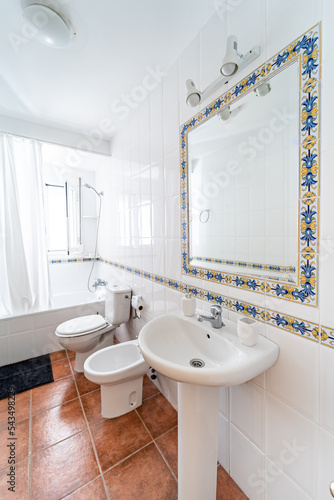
(0, 350, 248, 499)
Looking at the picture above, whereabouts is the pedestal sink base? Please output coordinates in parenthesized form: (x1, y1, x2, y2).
(178, 383, 220, 500)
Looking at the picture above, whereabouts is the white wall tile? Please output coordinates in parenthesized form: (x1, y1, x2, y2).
(266, 324, 319, 422)
(165, 195, 181, 238)
(150, 161, 165, 201)
(319, 239, 334, 327)
(323, 0, 334, 62)
(162, 61, 179, 157)
(178, 35, 200, 124)
(164, 151, 179, 198)
(230, 424, 265, 500)
(219, 386, 229, 417)
(265, 458, 313, 500)
(152, 199, 165, 238)
(165, 238, 181, 281)
(230, 381, 265, 451)
(152, 283, 166, 316)
(227, 0, 265, 47)
(266, 0, 322, 59)
(266, 394, 318, 498)
(319, 344, 334, 434)
(320, 149, 334, 240)
(218, 413, 230, 471)
(152, 238, 165, 276)
(138, 99, 151, 168)
(318, 428, 334, 500)
(199, 12, 227, 88)
(165, 287, 182, 314)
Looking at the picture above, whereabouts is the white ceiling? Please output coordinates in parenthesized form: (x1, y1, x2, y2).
(0, 0, 216, 140)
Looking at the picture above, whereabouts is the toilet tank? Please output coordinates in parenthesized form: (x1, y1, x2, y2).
(105, 283, 131, 326)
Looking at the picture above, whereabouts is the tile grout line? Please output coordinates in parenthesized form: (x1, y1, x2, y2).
(66, 349, 110, 500)
(134, 407, 178, 483)
(102, 441, 154, 475)
(153, 436, 178, 483)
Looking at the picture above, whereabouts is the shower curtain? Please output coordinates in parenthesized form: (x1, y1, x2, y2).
(0, 134, 50, 317)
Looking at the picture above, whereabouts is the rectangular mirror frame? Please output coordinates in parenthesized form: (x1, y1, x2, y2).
(180, 24, 320, 307)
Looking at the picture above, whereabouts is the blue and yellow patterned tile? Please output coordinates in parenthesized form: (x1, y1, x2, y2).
(320, 327, 334, 349)
(299, 198, 319, 254)
(300, 145, 319, 199)
(229, 299, 263, 321)
(265, 278, 316, 306)
(266, 309, 319, 342)
(299, 251, 318, 303)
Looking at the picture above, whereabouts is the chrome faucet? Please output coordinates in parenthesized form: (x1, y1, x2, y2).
(93, 278, 108, 289)
(197, 305, 224, 329)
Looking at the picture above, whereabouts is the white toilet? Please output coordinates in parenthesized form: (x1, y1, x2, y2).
(55, 283, 131, 372)
(84, 340, 149, 418)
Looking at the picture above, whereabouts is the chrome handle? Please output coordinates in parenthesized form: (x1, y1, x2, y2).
(330, 481, 334, 497)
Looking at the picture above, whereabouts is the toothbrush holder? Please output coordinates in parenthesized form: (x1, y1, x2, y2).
(237, 317, 260, 347)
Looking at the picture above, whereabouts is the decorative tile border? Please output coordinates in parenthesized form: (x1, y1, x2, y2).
(320, 327, 334, 349)
(180, 24, 321, 307)
(49, 257, 100, 264)
(192, 257, 296, 274)
(98, 257, 334, 348)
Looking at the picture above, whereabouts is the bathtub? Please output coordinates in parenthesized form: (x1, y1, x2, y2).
(51, 289, 104, 309)
(0, 290, 105, 367)
(0, 260, 108, 366)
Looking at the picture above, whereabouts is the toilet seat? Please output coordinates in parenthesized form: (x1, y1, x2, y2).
(56, 314, 110, 338)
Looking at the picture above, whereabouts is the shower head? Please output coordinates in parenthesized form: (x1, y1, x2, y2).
(83, 183, 104, 197)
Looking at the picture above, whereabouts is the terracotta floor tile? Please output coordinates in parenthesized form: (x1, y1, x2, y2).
(63, 476, 108, 500)
(0, 418, 30, 471)
(74, 372, 100, 396)
(31, 430, 99, 500)
(0, 458, 29, 499)
(31, 376, 78, 415)
(104, 442, 178, 500)
(52, 357, 72, 380)
(81, 389, 104, 427)
(142, 374, 160, 400)
(31, 398, 86, 454)
(49, 350, 67, 362)
(66, 349, 76, 357)
(137, 393, 178, 439)
(217, 466, 249, 500)
(155, 427, 178, 477)
(91, 410, 151, 471)
(0, 390, 31, 426)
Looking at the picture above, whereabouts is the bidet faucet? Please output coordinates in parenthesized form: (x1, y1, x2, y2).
(197, 305, 224, 329)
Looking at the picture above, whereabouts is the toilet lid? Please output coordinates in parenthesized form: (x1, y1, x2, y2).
(56, 314, 108, 336)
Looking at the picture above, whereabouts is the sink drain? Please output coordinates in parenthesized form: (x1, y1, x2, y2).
(190, 358, 205, 368)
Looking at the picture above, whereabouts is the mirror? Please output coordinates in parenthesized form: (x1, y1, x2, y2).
(188, 63, 299, 281)
(180, 24, 320, 306)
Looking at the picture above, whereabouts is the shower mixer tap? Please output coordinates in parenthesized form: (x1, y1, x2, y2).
(93, 278, 108, 289)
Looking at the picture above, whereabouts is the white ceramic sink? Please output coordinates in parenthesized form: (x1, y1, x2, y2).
(139, 311, 279, 500)
(138, 312, 279, 387)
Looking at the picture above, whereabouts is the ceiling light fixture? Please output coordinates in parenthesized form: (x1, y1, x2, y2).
(22, 4, 73, 48)
(185, 35, 260, 107)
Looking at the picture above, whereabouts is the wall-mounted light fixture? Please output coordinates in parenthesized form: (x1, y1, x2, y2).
(254, 82, 271, 97)
(185, 35, 260, 107)
(22, 4, 73, 48)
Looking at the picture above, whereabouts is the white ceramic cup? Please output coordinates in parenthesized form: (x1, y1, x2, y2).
(237, 317, 259, 346)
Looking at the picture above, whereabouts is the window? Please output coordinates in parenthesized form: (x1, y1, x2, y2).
(45, 180, 81, 254)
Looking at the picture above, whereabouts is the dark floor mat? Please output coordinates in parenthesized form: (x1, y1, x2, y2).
(0, 354, 54, 400)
